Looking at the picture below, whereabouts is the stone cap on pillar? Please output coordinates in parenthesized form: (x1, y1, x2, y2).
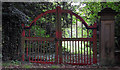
(98, 8, 118, 20)
(98, 8, 118, 16)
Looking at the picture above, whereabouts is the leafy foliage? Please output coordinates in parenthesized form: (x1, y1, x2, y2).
(2, 2, 120, 61)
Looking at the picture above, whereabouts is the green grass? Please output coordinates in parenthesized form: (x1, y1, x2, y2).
(2, 60, 33, 68)
(2, 63, 11, 67)
(2, 60, 21, 67)
(23, 64, 32, 68)
(51, 65, 60, 68)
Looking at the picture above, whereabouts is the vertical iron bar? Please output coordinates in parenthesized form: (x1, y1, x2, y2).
(90, 41, 91, 64)
(48, 41, 50, 62)
(29, 30, 30, 37)
(40, 41, 42, 61)
(32, 40, 34, 61)
(70, 41, 71, 63)
(27, 40, 28, 57)
(93, 28, 97, 64)
(35, 40, 37, 61)
(63, 14, 65, 38)
(82, 23, 83, 38)
(84, 41, 85, 64)
(38, 41, 39, 61)
(50, 13, 52, 37)
(45, 15, 47, 37)
(55, 41, 58, 63)
(75, 41, 77, 63)
(56, 6, 62, 64)
(29, 41, 31, 61)
(64, 41, 65, 63)
(78, 41, 80, 63)
(76, 18, 78, 63)
(46, 41, 48, 61)
(67, 41, 68, 63)
(43, 41, 45, 61)
(87, 30, 89, 64)
(76, 18, 78, 38)
(31, 40, 32, 61)
(52, 42, 53, 62)
(81, 41, 82, 63)
(72, 41, 74, 63)
(40, 18, 41, 37)
(51, 41, 52, 62)
(71, 14, 72, 38)
(21, 38, 25, 61)
(87, 41, 88, 64)
(81, 23, 83, 63)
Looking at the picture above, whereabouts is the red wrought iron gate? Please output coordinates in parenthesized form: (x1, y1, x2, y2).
(21, 6, 97, 65)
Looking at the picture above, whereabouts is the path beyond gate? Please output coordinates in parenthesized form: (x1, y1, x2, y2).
(21, 6, 97, 65)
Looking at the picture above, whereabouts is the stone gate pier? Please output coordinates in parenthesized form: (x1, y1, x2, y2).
(98, 8, 119, 66)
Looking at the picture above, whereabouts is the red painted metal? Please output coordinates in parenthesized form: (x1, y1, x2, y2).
(43, 41, 45, 61)
(61, 10, 96, 29)
(24, 9, 56, 29)
(70, 41, 71, 64)
(62, 38, 93, 41)
(67, 63, 91, 65)
(35, 40, 37, 62)
(22, 54, 24, 61)
(71, 14, 72, 38)
(21, 6, 97, 65)
(67, 41, 69, 63)
(93, 22, 97, 64)
(78, 41, 80, 63)
(49, 41, 50, 62)
(87, 30, 89, 64)
(73, 41, 74, 63)
(21, 24, 24, 27)
(29, 30, 30, 36)
(32, 40, 34, 61)
(56, 31, 59, 38)
(27, 47, 28, 56)
(29, 41, 31, 62)
(40, 41, 42, 61)
(22, 30, 25, 37)
(55, 42, 58, 63)
(64, 41, 66, 63)
(38, 41, 39, 61)
(75, 41, 77, 63)
(81, 41, 83, 64)
(87, 41, 88, 64)
(30, 61, 54, 64)
(76, 19, 78, 38)
(24, 37, 55, 41)
(84, 41, 85, 64)
(90, 41, 92, 64)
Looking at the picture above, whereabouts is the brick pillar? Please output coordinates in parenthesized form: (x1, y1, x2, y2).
(98, 8, 118, 66)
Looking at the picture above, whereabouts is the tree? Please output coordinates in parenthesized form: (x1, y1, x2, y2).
(2, 2, 74, 61)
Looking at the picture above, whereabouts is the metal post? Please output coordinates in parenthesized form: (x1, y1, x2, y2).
(56, 6, 62, 64)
